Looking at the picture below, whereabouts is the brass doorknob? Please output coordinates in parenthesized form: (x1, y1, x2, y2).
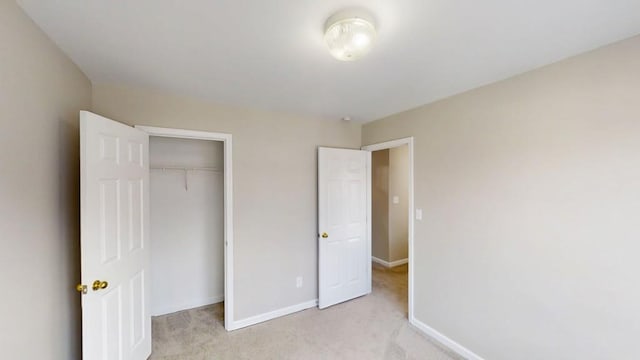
(321, 232, 328, 238)
(76, 284, 88, 294)
(92, 280, 109, 291)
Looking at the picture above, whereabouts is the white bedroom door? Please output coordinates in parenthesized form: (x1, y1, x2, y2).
(79, 111, 151, 360)
(318, 147, 371, 309)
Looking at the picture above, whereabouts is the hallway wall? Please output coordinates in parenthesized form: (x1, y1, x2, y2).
(388, 145, 409, 262)
(371, 146, 409, 263)
(372, 150, 390, 261)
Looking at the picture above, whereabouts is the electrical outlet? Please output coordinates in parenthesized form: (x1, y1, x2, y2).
(296, 276, 303, 288)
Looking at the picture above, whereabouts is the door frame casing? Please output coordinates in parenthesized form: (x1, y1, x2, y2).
(361, 137, 415, 321)
(135, 125, 234, 330)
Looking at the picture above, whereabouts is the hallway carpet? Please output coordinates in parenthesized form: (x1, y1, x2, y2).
(150, 264, 461, 360)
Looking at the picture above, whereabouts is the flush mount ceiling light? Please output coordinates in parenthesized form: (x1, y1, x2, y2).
(324, 10, 377, 61)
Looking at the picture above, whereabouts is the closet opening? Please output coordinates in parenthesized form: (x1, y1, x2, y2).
(136, 126, 234, 330)
(150, 135, 224, 317)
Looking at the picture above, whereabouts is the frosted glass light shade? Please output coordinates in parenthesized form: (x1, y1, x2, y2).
(324, 13, 377, 61)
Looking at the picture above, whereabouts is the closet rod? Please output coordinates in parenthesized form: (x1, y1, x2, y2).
(150, 166, 221, 191)
(150, 166, 221, 172)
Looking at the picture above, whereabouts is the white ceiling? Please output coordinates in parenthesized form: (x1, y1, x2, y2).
(17, 0, 640, 122)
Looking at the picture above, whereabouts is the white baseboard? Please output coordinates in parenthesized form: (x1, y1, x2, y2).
(228, 299, 318, 331)
(372, 256, 409, 268)
(152, 295, 224, 316)
(410, 316, 485, 360)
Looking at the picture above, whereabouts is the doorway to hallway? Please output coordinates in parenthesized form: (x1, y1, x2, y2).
(363, 138, 414, 320)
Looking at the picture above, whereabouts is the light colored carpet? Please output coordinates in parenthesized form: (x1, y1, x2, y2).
(150, 264, 462, 360)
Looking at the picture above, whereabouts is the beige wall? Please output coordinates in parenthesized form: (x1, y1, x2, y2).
(388, 145, 409, 262)
(0, 1, 92, 359)
(363, 35, 640, 359)
(372, 149, 390, 261)
(92, 84, 361, 320)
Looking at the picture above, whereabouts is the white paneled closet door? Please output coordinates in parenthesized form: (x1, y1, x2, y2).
(80, 111, 151, 360)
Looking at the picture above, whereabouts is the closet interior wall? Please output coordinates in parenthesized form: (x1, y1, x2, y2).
(149, 136, 224, 316)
